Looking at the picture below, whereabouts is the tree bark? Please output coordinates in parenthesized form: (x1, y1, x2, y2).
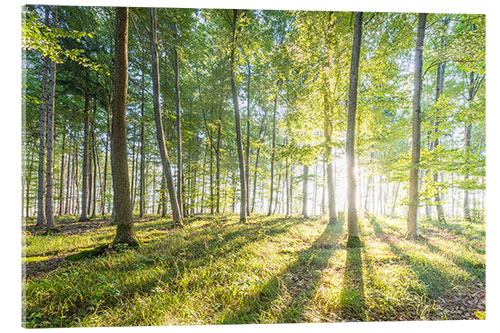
(346, 12, 363, 246)
(407, 13, 427, 238)
(230, 9, 247, 222)
(111, 7, 138, 246)
(149, 8, 182, 225)
(139, 78, 146, 217)
(79, 93, 90, 222)
(36, 6, 50, 227)
(91, 97, 98, 217)
(45, 6, 58, 231)
(57, 128, 66, 215)
(245, 60, 251, 216)
(267, 90, 278, 216)
(302, 165, 309, 218)
(173, 21, 184, 219)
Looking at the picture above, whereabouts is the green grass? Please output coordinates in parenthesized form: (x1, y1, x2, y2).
(22, 213, 485, 327)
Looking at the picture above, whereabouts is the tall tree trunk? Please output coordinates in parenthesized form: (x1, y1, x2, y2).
(267, 90, 278, 216)
(130, 125, 137, 212)
(45, 6, 57, 231)
(251, 108, 269, 213)
(245, 60, 251, 216)
(463, 122, 472, 221)
(324, 113, 337, 224)
(346, 12, 363, 246)
(209, 145, 214, 214)
(64, 134, 72, 215)
(111, 7, 138, 246)
(57, 128, 66, 215)
(407, 13, 427, 238)
(216, 114, 222, 213)
(101, 100, 111, 217)
(433, 30, 447, 222)
(230, 9, 247, 222)
(302, 165, 309, 218)
(91, 97, 98, 217)
(36, 6, 50, 227)
(139, 80, 146, 218)
(172, 21, 184, 219)
(149, 8, 182, 225)
(79, 93, 90, 222)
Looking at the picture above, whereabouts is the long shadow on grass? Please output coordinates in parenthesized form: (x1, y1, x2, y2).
(113, 216, 314, 294)
(339, 246, 365, 321)
(417, 237, 485, 281)
(220, 221, 344, 324)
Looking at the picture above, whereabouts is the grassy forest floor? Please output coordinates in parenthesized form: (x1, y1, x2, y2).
(22, 213, 485, 328)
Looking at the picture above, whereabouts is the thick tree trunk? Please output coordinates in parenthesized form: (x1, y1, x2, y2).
(230, 9, 247, 222)
(79, 93, 90, 222)
(302, 165, 309, 218)
(45, 6, 58, 231)
(149, 8, 182, 225)
(267, 91, 278, 216)
(111, 7, 138, 246)
(173, 21, 184, 219)
(36, 6, 50, 227)
(346, 12, 363, 246)
(407, 13, 427, 238)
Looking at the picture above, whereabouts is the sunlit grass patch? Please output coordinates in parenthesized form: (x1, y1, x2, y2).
(23, 213, 485, 327)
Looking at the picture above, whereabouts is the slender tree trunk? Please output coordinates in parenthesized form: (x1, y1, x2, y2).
(230, 9, 247, 222)
(463, 123, 472, 221)
(251, 109, 269, 213)
(302, 165, 309, 218)
(64, 134, 72, 215)
(57, 128, 66, 215)
(79, 93, 90, 222)
(91, 97, 98, 217)
(324, 114, 337, 224)
(172, 21, 184, 219)
(36, 6, 50, 227)
(216, 115, 222, 213)
(45, 6, 58, 231)
(111, 7, 138, 246)
(130, 125, 137, 212)
(245, 60, 251, 216)
(267, 90, 278, 216)
(209, 146, 214, 214)
(149, 8, 182, 225)
(101, 100, 111, 217)
(139, 81, 146, 218)
(346, 12, 363, 246)
(407, 13, 427, 238)
(433, 63, 446, 223)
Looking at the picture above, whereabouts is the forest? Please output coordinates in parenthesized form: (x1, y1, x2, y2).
(21, 4, 485, 328)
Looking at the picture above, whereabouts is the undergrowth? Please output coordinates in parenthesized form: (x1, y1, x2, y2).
(22, 213, 485, 327)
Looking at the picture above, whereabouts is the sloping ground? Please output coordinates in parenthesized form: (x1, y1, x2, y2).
(22, 214, 485, 327)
